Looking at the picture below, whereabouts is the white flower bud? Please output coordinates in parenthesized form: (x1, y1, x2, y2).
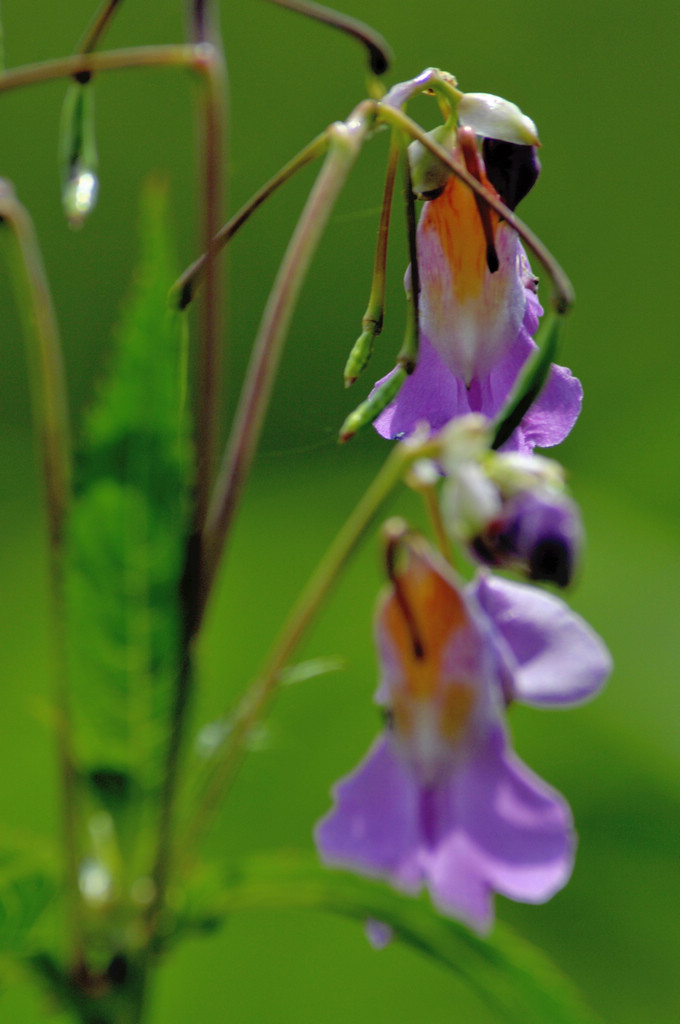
(488, 452, 566, 496)
(458, 93, 540, 145)
(438, 414, 493, 474)
(441, 462, 502, 539)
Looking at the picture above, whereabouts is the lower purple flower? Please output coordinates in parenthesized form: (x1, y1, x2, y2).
(315, 538, 610, 931)
(316, 725, 573, 932)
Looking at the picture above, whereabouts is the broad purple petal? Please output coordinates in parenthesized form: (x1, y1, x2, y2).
(314, 736, 423, 891)
(471, 573, 612, 706)
(372, 287, 581, 452)
(316, 723, 575, 933)
(454, 724, 574, 906)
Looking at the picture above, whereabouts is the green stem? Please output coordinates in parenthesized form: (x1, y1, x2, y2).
(170, 130, 329, 309)
(396, 144, 421, 372)
(0, 183, 81, 965)
(197, 101, 376, 628)
(77, 0, 125, 58)
(177, 432, 439, 866)
(0, 46, 203, 95)
(343, 128, 399, 386)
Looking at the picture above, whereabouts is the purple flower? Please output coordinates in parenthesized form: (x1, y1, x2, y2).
(372, 134, 581, 452)
(471, 488, 583, 587)
(315, 541, 611, 931)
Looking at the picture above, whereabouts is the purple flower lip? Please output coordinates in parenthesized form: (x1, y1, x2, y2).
(315, 539, 610, 930)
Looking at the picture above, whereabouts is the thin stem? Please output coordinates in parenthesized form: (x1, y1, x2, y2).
(197, 102, 376, 628)
(0, 182, 81, 965)
(343, 129, 399, 387)
(191, 38, 228, 542)
(171, 130, 329, 310)
(396, 145, 421, 372)
(421, 484, 452, 561)
(77, 0, 125, 57)
(377, 102, 575, 315)
(366, 130, 399, 331)
(177, 433, 440, 866)
(0, 46, 203, 95)
(146, 0, 228, 938)
(265, 0, 393, 76)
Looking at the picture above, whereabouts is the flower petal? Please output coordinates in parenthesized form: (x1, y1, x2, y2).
(413, 724, 573, 931)
(471, 573, 612, 706)
(458, 93, 540, 146)
(518, 363, 583, 451)
(455, 724, 574, 906)
(373, 340, 470, 440)
(314, 737, 423, 891)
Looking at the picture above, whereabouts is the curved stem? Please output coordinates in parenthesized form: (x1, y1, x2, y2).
(171, 130, 329, 309)
(77, 0, 125, 57)
(0, 46, 203, 95)
(177, 432, 439, 867)
(264, 0, 393, 76)
(0, 182, 80, 965)
(343, 128, 399, 386)
(197, 102, 376, 629)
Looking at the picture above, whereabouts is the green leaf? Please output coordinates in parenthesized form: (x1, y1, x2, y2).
(65, 184, 191, 794)
(0, 840, 56, 957)
(177, 850, 601, 1024)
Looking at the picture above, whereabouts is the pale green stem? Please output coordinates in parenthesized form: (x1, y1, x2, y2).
(170, 130, 330, 309)
(365, 130, 399, 331)
(0, 46, 203, 95)
(197, 101, 376, 627)
(0, 182, 81, 965)
(178, 432, 440, 868)
(342, 128, 399, 387)
(396, 143, 421, 372)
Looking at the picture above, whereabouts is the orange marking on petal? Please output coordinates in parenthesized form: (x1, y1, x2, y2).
(419, 164, 500, 305)
(382, 552, 468, 699)
(440, 683, 476, 742)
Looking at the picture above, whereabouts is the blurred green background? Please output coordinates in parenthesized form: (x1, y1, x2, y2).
(1, 1, 678, 1021)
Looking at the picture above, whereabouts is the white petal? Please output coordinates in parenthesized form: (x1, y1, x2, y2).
(458, 93, 539, 145)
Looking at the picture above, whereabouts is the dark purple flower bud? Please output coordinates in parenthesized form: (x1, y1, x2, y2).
(472, 490, 582, 587)
(482, 139, 541, 211)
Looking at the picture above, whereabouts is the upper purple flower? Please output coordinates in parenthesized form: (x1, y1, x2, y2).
(372, 132, 582, 452)
(315, 540, 611, 931)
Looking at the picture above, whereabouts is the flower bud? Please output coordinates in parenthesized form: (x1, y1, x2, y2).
(457, 93, 540, 146)
(471, 489, 582, 587)
(408, 123, 458, 200)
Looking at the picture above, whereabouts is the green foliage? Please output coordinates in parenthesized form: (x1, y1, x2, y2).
(65, 186, 191, 795)
(0, 840, 56, 959)
(177, 851, 601, 1024)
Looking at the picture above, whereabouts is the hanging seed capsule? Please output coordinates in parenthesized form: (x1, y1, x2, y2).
(59, 81, 99, 228)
